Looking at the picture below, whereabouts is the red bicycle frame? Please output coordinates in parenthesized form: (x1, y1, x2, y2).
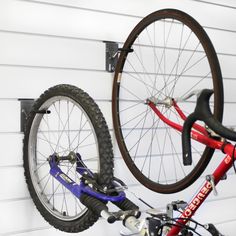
(148, 100, 235, 235)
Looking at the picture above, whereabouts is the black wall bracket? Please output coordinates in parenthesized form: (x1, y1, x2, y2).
(19, 98, 35, 132)
(104, 41, 119, 73)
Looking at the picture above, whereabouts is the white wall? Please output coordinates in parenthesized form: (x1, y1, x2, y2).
(1, 0, 236, 235)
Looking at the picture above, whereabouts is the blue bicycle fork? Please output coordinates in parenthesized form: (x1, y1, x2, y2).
(48, 153, 140, 223)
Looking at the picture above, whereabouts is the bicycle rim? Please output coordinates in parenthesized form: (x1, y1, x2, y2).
(112, 9, 223, 193)
(28, 95, 99, 220)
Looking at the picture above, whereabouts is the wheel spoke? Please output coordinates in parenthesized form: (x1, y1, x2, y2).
(113, 9, 223, 193)
(25, 86, 114, 224)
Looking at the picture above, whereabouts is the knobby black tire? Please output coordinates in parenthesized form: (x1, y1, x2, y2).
(112, 9, 223, 193)
(23, 84, 114, 232)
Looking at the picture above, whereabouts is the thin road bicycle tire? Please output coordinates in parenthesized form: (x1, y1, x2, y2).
(112, 9, 223, 193)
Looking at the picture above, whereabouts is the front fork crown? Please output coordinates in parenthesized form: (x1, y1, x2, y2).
(49, 153, 126, 202)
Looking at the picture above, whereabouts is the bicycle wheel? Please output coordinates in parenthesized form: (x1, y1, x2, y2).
(23, 84, 114, 232)
(112, 9, 223, 193)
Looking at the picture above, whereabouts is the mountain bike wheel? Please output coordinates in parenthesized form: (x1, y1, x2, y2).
(23, 84, 114, 232)
(112, 9, 223, 193)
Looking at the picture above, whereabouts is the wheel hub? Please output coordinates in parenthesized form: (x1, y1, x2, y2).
(48, 151, 77, 165)
(146, 96, 173, 108)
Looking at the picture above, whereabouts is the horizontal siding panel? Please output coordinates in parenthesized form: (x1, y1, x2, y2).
(0, 0, 235, 45)
(223, 78, 236, 102)
(1, 214, 122, 236)
(0, 200, 123, 236)
(215, 220, 236, 236)
(0, 134, 23, 166)
(0, 1, 139, 43)
(1, 169, 235, 233)
(0, 33, 105, 70)
(219, 55, 236, 78)
(14, 0, 236, 32)
(208, 29, 236, 55)
(18, 223, 122, 236)
(0, 167, 29, 201)
(7, 225, 122, 236)
(194, 197, 236, 228)
(0, 100, 112, 133)
(1, 137, 234, 203)
(222, 103, 236, 126)
(126, 173, 236, 211)
(0, 101, 20, 132)
(0, 200, 48, 234)
(194, 0, 236, 8)
(0, 67, 113, 99)
(120, 145, 235, 189)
